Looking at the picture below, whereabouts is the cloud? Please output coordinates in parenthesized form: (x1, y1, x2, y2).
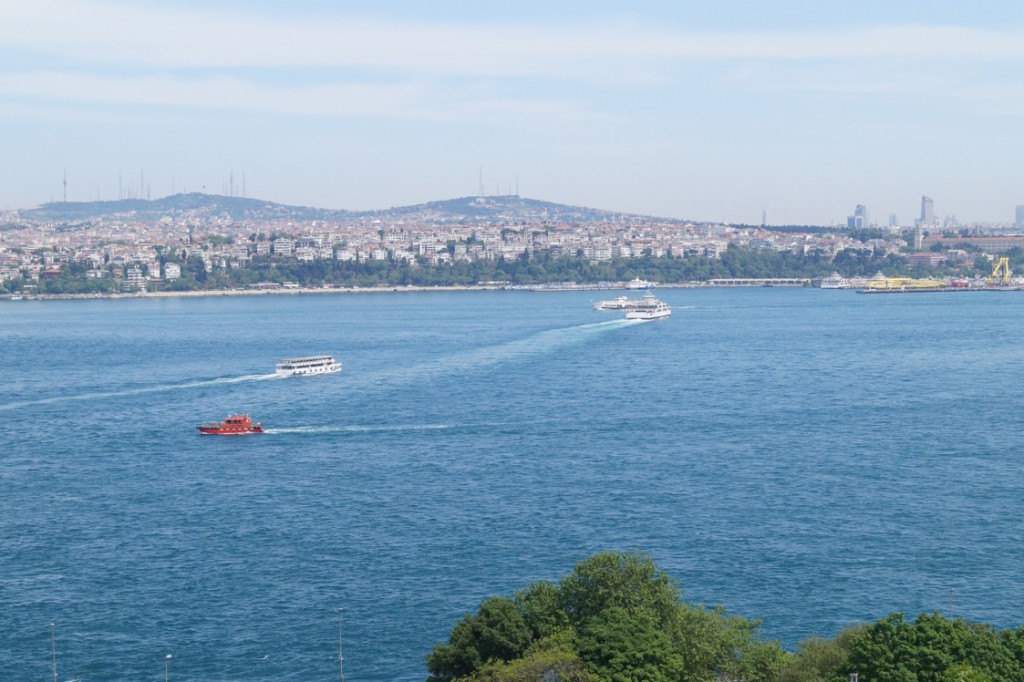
(3, 1, 1024, 75)
(2, 1, 1024, 121)
(0, 69, 595, 126)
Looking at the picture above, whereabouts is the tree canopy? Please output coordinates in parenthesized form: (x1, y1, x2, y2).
(427, 554, 1024, 682)
(426, 551, 783, 682)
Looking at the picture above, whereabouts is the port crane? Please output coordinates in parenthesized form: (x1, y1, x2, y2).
(989, 257, 1012, 286)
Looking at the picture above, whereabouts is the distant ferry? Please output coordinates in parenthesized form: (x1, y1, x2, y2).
(593, 295, 637, 310)
(625, 278, 655, 289)
(197, 414, 264, 435)
(276, 355, 342, 377)
(820, 273, 847, 289)
(625, 292, 672, 320)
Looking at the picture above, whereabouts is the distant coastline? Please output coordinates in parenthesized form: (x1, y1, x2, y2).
(4, 280, 822, 301)
(9, 284, 503, 301)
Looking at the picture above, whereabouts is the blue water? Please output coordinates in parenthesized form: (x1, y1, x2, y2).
(3, 289, 1024, 680)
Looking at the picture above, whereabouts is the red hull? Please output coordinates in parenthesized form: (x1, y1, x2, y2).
(197, 414, 264, 435)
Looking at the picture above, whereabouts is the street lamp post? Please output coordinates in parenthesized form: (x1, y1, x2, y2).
(337, 608, 345, 682)
(50, 623, 57, 682)
(165, 653, 172, 682)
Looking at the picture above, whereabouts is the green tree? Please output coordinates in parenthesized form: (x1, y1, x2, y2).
(941, 663, 993, 682)
(840, 613, 1024, 682)
(427, 552, 784, 682)
(515, 581, 570, 640)
(777, 626, 865, 682)
(427, 597, 533, 682)
(467, 636, 597, 682)
(577, 607, 685, 682)
(557, 551, 680, 629)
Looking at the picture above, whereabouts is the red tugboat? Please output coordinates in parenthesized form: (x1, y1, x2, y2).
(197, 414, 264, 435)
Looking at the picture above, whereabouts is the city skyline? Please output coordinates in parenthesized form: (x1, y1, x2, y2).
(2, 1, 1024, 224)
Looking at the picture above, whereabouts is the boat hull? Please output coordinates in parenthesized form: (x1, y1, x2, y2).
(275, 363, 341, 377)
(197, 414, 264, 435)
(197, 426, 264, 435)
(275, 355, 342, 377)
(626, 309, 672, 320)
(623, 292, 672, 320)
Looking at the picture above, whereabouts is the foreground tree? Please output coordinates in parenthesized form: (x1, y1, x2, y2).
(426, 597, 533, 681)
(838, 613, 1024, 682)
(426, 552, 783, 682)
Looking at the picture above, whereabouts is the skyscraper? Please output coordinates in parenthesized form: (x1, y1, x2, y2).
(920, 196, 934, 226)
(1016, 205, 1024, 227)
(847, 204, 869, 229)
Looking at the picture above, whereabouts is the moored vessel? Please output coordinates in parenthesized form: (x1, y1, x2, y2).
(819, 272, 847, 289)
(276, 355, 342, 377)
(197, 414, 264, 435)
(624, 292, 672, 320)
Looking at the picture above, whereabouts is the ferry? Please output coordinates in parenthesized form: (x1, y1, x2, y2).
(625, 278, 655, 289)
(275, 355, 342, 377)
(625, 292, 672, 320)
(820, 272, 848, 289)
(197, 414, 264, 435)
(592, 295, 637, 311)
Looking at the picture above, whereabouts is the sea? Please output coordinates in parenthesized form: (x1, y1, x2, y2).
(2, 287, 1024, 681)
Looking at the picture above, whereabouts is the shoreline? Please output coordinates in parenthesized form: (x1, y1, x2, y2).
(8, 284, 516, 301)
(5, 281, 731, 301)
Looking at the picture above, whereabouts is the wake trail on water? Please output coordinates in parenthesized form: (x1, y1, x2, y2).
(360, 318, 644, 391)
(263, 423, 453, 435)
(0, 373, 282, 412)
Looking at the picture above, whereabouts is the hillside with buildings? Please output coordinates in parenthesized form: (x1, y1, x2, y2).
(2, 192, 1024, 295)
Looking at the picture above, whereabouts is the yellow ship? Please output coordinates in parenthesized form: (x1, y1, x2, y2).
(864, 276, 946, 291)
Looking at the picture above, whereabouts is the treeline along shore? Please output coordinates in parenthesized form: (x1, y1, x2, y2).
(4, 244, 1013, 297)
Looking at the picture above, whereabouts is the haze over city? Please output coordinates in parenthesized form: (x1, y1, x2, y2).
(2, 0, 1024, 224)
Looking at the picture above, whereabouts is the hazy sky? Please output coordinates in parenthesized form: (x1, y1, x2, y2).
(2, 0, 1023, 224)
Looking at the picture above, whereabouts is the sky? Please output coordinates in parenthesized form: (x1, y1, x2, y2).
(1, 0, 1023, 225)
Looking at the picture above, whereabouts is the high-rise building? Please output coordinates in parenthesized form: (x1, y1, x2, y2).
(1016, 205, 1024, 226)
(847, 204, 869, 229)
(920, 196, 934, 226)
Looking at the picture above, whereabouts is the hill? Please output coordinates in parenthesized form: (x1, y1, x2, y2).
(17, 193, 674, 225)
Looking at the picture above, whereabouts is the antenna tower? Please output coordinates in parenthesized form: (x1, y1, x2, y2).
(478, 167, 484, 196)
(62, 167, 67, 203)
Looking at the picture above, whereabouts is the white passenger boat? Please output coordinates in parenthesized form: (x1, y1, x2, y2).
(820, 272, 848, 289)
(592, 295, 637, 310)
(624, 292, 672, 320)
(276, 355, 342, 377)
